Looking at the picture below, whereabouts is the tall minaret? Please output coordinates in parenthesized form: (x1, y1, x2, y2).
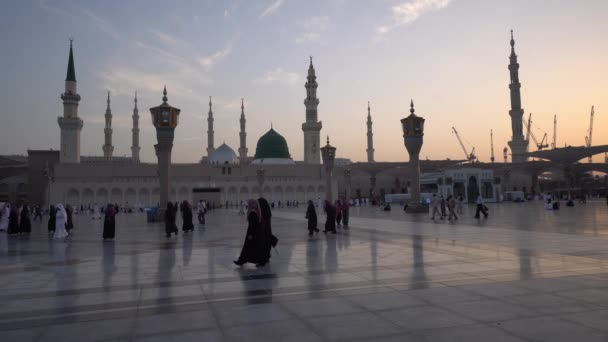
(131, 91, 140, 163)
(207, 96, 215, 157)
(238, 98, 248, 164)
(102, 91, 114, 160)
(507, 30, 529, 163)
(58, 39, 83, 163)
(366, 101, 375, 162)
(302, 56, 322, 164)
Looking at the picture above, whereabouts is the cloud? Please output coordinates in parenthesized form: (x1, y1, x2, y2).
(254, 68, 300, 85)
(197, 43, 233, 71)
(39, 0, 74, 17)
(259, 0, 284, 18)
(150, 30, 186, 47)
(377, 0, 452, 35)
(295, 16, 330, 44)
(82, 8, 121, 41)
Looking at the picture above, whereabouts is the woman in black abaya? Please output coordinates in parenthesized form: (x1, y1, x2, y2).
(48, 205, 56, 234)
(323, 200, 336, 234)
(181, 200, 194, 232)
(306, 200, 318, 236)
(165, 202, 178, 238)
(257, 198, 276, 266)
(234, 199, 264, 266)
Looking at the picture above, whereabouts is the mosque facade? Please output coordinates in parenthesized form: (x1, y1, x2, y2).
(39, 43, 335, 208)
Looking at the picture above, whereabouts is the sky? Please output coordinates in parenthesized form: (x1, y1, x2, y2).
(1, 0, 607, 163)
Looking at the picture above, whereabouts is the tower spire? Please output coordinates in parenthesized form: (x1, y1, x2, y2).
(131, 91, 140, 163)
(103, 91, 114, 160)
(303, 56, 322, 164)
(507, 29, 528, 163)
(366, 101, 375, 162)
(239, 98, 248, 164)
(66, 39, 76, 82)
(207, 96, 215, 158)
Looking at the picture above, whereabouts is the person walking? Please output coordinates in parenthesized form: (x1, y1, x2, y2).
(258, 198, 276, 267)
(342, 199, 350, 228)
(430, 194, 441, 220)
(7, 204, 19, 235)
(19, 203, 32, 235)
(234, 199, 264, 266)
(33, 205, 42, 221)
(53, 204, 69, 239)
(103, 204, 116, 240)
(439, 195, 446, 219)
(447, 195, 458, 221)
(305, 200, 319, 236)
(181, 200, 194, 232)
(48, 204, 56, 234)
(0, 203, 9, 232)
(335, 199, 343, 227)
(456, 195, 464, 214)
(197, 200, 206, 224)
(164, 202, 178, 238)
(65, 204, 74, 233)
(474, 195, 488, 218)
(323, 200, 337, 234)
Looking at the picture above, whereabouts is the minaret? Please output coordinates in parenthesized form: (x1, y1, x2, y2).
(366, 101, 375, 162)
(131, 91, 140, 163)
(238, 98, 248, 164)
(507, 30, 529, 163)
(102, 91, 114, 160)
(58, 39, 83, 163)
(302, 56, 322, 164)
(207, 96, 215, 157)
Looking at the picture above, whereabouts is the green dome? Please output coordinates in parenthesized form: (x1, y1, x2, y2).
(254, 128, 291, 159)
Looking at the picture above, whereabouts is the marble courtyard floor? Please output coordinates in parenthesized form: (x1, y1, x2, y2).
(1, 201, 608, 341)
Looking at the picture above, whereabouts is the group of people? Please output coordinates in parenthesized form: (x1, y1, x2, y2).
(164, 200, 208, 238)
(303, 199, 350, 235)
(234, 198, 277, 267)
(430, 194, 465, 220)
(0, 202, 35, 235)
(46, 203, 74, 239)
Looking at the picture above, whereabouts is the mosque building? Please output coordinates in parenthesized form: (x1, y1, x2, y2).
(27, 42, 334, 208)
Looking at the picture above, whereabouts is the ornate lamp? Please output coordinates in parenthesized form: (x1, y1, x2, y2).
(401, 100, 427, 213)
(320, 136, 336, 202)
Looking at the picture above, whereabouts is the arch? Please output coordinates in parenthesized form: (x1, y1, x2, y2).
(285, 186, 294, 201)
(467, 176, 478, 203)
(178, 186, 189, 202)
(273, 186, 283, 202)
(481, 181, 493, 199)
(151, 188, 160, 206)
(263, 186, 272, 198)
(228, 186, 238, 204)
(296, 185, 305, 203)
(306, 185, 316, 201)
(239, 186, 250, 203)
(96, 188, 108, 204)
(138, 188, 150, 207)
(110, 188, 122, 204)
(125, 188, 136, 207)
(66, 188, 79, 206)
(16, 183, 27, 194)
(82, 188, 94, 205)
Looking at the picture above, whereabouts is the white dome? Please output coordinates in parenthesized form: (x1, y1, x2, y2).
(206, 143, 238, 164)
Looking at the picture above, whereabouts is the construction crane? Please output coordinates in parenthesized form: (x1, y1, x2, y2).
(523, 113, 549, 150)
(551, 114, 557, 149)
(584, 106, 594, 163)
(490, 129, 495, 163)
(452, 126, 476, 162)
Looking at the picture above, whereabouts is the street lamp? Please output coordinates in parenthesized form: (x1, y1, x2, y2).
(150, 86, 180, 220)
(401, 100, 427, 213)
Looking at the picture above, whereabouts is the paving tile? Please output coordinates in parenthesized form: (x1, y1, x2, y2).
(134, 310, 217, 335)
(436, 299, 537, 322)
(378, 305, 474, 331)
(281, 296, 363, 317)
(37, 318, 134, 342)
(306, 312, 402, 340)
(223, 319, 321, 342)
(559, 309, 608, 332)
(213, 302, 293, 327)
(413, 324, 527, 342)
(133, 329, 224, 342)
(343, 290, 428, 311)
(500, 316, 608, 342)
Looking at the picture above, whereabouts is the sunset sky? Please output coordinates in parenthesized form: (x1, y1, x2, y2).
(2, 0, 607, 163)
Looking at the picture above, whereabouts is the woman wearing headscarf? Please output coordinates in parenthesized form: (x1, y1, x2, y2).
(7, 204, 19, 235)
(323, 200, 336, 234)
(53, 204, 69, 239)
(65, 204, 74, 232)
(341, 199, 350, 227)
(234, 199, 263, 266)
(0, 203, 10, 232)
(165, 202, 178, 238)
(103, 203, 116, 240)
(19, 203, 32, 235)
(258, 197, 275, 266)
(48, 204, 56, 233)
(305, 200, 318, 236)
(335, 199, 343, 226)
(181, 200, 194, 232)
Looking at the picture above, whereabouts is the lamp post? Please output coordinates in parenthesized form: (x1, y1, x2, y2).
(320, 136, 336, 203)
(150, 87, 180, 220)
(401, 100, 427, 213)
